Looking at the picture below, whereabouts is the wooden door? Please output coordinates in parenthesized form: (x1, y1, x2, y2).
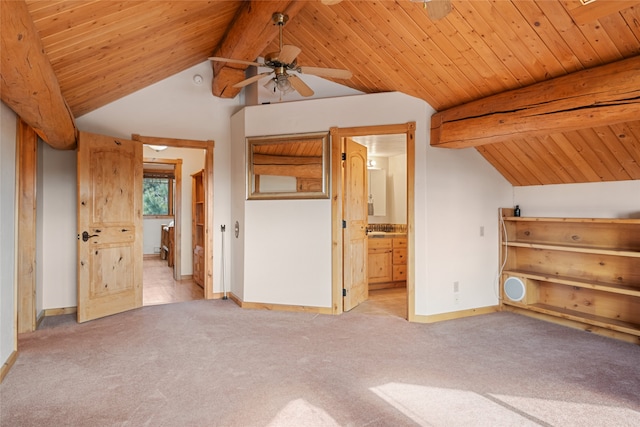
(77, 132, 143, 322)
(343, 138, 368, 311)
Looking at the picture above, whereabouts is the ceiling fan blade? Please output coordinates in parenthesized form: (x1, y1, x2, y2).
(233, 71, 273, 89)
(288, 75, 314, 97)
(425, 0, 452, 21)
(279, 45, 301, 64)
(297, 66, 352, 80)
(208, 57, 263, 67)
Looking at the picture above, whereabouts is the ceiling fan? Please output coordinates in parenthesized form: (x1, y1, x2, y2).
(322, 0, 452, 21)
(209, 12, 352, 97)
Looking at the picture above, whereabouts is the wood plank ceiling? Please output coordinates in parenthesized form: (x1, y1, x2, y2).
(20, 0, 640, 186)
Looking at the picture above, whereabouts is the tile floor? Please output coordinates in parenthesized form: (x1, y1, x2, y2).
(143, 256, 203, 306)
(349, 287, 407, 319)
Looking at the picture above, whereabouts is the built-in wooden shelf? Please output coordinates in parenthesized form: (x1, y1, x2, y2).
(503, 301, 640, 337)
(499, 209, 640, 344)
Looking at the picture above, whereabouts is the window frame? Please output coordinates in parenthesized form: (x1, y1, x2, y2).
(142, 170, 175, 218)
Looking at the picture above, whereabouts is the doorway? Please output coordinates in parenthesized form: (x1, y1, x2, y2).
(330, 123, 416, 321)
(141, 156, 203, 306)
(134, 134, 215, 305)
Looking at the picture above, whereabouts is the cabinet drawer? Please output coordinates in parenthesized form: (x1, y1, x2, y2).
(393, 238, 407, 248)
(369, 238, 392, 250)
(393, 265, 407, 281)
(392, 248, 407, 265)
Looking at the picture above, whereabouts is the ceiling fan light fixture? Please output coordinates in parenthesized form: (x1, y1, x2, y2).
(276, 74, 292, 93)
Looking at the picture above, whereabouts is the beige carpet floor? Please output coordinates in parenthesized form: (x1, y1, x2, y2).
(2, 300, 639, 426)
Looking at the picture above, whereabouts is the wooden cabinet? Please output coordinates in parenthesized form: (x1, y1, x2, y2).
(192, 170, 205, 288)
(368, 238, 393, 284)
(368, 236, 407, 290)
(499, 209, 640, 344)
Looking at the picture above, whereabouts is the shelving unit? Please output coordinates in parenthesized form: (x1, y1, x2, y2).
(499, 208, 640, 344)
(192, 170, 205, 288)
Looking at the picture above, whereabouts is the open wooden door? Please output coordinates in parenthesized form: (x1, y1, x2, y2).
(77, 132, 142, 322)
(343, 138, 368, 311)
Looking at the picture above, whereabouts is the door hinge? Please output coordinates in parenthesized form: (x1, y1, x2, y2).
(342, 288, 347, 297)
(341, 152, 346, 161)
(342, 220, 346, 229)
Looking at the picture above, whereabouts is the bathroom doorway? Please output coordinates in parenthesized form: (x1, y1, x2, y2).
(330, 122, 415, 320)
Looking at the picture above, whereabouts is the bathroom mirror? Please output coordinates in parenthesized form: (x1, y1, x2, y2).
(368, 168, 386, 216)
(247, 132, 330, 200)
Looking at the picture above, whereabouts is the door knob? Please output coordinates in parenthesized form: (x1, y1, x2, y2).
(81, 231, 99, 242)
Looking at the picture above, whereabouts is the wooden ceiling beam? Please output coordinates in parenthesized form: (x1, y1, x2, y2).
(0, 0, 77, 150)
(210, 0, 306, 98)
(431, 55, 640, 149)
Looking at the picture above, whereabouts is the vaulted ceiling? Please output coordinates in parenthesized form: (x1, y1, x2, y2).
(5, 0, 640, 185)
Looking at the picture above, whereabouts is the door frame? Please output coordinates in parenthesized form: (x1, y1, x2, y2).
(132, 135, 215, 299)
(330, 122, 416, 320)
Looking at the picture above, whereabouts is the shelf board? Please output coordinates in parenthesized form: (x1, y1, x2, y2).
(504, 241, 640, 258)
(503, 269, 640, 298)
(502, 302, 640, 337)
(503, 216, 640, 225)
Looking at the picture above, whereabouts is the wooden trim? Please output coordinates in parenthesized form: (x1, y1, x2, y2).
(204, 141, 214, 300)
(133, 134, 215, 150)
(0, 1, 77, 149)
(431, 56, 640, 149)
(174, 161, 182, 280)
(44, 307, 77, 317)
(228, 292, 243, 308)
(503, 305, 640, 346)
(0, 350, 19, 384)
(330, 127, 343, 315)
(239, 301, 333, 315)
(17, 118, 38, 333)
(330, 123, 416, 319)
(412, 305, 500, 324)
(406, 123, 416, 322)
(226, 292, 332, 314)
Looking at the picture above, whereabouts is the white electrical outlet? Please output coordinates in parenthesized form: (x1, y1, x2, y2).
(453, 281, 459, 293)
(480, 226, 485, 237)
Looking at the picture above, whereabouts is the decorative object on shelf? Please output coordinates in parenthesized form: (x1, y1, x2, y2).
(514, 205, 520, 217)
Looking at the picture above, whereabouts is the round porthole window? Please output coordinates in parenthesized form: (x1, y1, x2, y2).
(504, 277, 526, 302)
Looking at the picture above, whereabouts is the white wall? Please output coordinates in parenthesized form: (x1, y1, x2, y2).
(514, 181, 640, 218)
(41, 144, 76, 309)
(36, 141, 44, 315)
(0, 101, 17, 369)
(232, 92, 513, 315)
